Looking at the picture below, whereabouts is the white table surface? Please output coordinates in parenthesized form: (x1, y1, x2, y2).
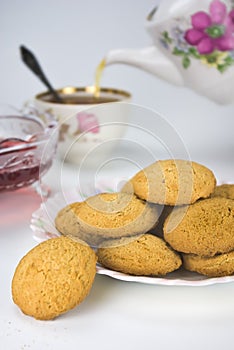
(1, 153, 234, 350)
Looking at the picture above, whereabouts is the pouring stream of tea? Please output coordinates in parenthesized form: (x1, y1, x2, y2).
(93, 58, 106, 98)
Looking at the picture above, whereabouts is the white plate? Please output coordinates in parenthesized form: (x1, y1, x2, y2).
(30, 181, 234, 287)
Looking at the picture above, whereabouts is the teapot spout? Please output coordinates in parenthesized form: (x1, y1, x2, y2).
(105, 46, 184, 86)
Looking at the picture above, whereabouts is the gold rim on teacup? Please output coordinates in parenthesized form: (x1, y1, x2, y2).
(35, 86, 131, 105)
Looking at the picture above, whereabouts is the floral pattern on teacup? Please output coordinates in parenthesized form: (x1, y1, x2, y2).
(59, 123, 70, 142)
(58, 112, 100, 142)
(160, 0, 234, 72)
(74, 112, 100, 135)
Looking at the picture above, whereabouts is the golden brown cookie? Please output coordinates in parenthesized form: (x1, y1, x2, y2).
(122, 159, 216, 205)
(12, 236, 97, 320)
(55, 192, 159, 247)
(164, 197, 234, 257)
(211, 184, 234, 200)
(183, 251, 234, 277)
(97, 234, 182, 276)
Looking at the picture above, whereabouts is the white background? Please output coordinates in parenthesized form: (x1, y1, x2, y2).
(1, 1, 234, 350)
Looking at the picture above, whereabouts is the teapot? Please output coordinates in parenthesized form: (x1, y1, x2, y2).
(104, 0, 234, 104)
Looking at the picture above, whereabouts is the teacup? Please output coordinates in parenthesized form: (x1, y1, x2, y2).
(34, 86, 131, 165)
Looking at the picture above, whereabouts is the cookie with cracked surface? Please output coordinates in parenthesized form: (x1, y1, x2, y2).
(211, 184, 234, 200)
(164, 197, 234, 257)
(183, 251, 234, 277)
(97, 234, 182, 276)
(122, 159, 216, 205)
(12, 236, 97, 320)
(55, 192, 159, 247)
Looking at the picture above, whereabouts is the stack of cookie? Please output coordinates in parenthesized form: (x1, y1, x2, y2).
(55, 159, 234, 278)
(125, 161, 234, 277)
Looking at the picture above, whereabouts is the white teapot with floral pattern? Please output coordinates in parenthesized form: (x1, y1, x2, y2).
(104, 0, 234, 104)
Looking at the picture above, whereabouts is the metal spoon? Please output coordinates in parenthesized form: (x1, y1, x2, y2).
(20, 45, 63, 103)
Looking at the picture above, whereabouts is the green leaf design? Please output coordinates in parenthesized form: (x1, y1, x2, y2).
(217, 64, 228, 73)
(162, 31, 172, 44)
(188, 47, 200, 58)
(173, 47, 185, 56)
(182, 56, 191, 69)
(204, 53, 218, 64)
(224, 55, 234, 65)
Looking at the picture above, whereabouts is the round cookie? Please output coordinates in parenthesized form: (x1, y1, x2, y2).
(183, 251, 234, 277)
(12, 236, 97, 320)
(122, 159, 216, 205)
(97, 234, 182, 276)
(211, 184, 234, 200)
(55, 192, 159, 247)
(164, 197, 234, 257)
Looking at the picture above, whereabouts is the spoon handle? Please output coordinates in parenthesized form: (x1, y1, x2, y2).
(20, 45, 63, 103)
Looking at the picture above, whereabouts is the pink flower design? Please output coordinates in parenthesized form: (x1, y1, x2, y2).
(76, 112, 99, 134)
(185, 0, 234, 54)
